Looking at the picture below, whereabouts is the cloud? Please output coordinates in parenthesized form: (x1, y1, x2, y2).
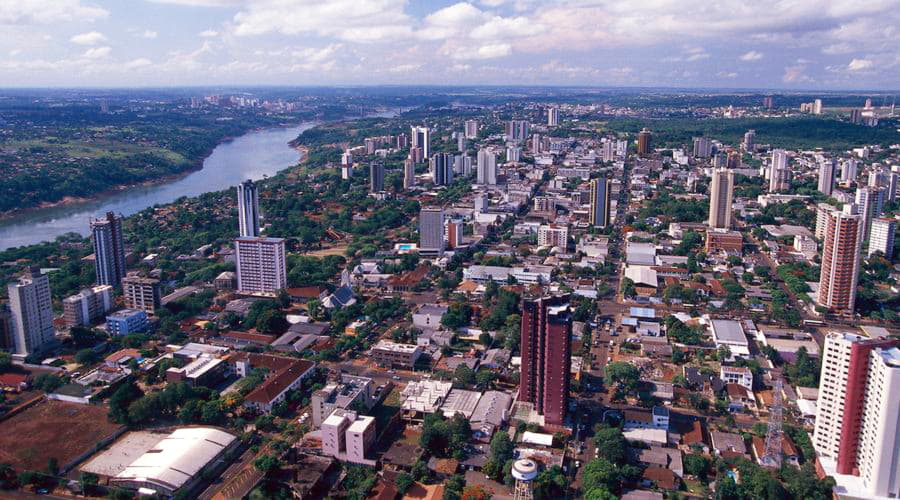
(199, 29, 218, 37)
(739, 50, 763, 61)
(783, 64, 811, 83)
(716, 71, 738, 78)
(82, 46, 111, 59)
(141, 30, 158, 39)
(822, 42, 853, 55)
(123, 58, 152, 69)
(70, 31, 106, 45)
(847, 58, 873, 71)
(0, 0, 108, 24)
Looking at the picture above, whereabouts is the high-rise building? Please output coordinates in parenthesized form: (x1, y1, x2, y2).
(457, 134, 466, 153)
(477, 150, 497, 185)
(454, 154, 472, 177)
(474, 195, 488, 212)
(547, 107, 559, 126)
(589, 178, 610, 228)
(763, 96, 774, 109)
(519, 294, 571, 426)
(7, 268, 54, 356)
(0, 304, 13, 352)
(637, 128, 652, 156)
(235, 237, 287, 295)
(321, 409, 376, 465)
(813, 99, 823, 115)
(63, 285, 114, 327)
(507, 120, 529, 142)
(464, 120, 478, 139)
(410, 126, 430, 158)
(855, 186, 885, 240)
(692, 137, 712, 158)
(818, 159, 836, 196)
(446, 220, 464, 249)
(815, 203, 837, 240)
(409, 146, 424, 164)
(601, 141, 615, 163)
(430, 153, 453, 186)
(868, 217, 896, 259)
(122, 276, 161, 314)
(817, 206, 863, 314)
(742, 129, 756, 152)
(769, 149, 791, 192)
(856, 347, 900, 497)
(341, 150, 353, 166)
(237, 180, 260, 238)
(369, 163, 384, 193)
(506, 146, 521, 163)
(91, 211, 126, 287)
(842, 159, 858, 183)
(531, 133, 542, 154)
(396, 133, 409, 149)
(537, 225, 569, 248)
(813, 332, 896, 478)
(418, 207, 445, 256)
(708, 168, 734, 229)
(403, 158, 415, 189)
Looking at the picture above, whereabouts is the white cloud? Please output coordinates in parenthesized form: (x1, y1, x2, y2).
(141, 30, 158, 39)
(70, 31, 106, 45)
(82, 46, 111, 59)
(716, 71, 738, 78)
(739, 50, 763, 61)
(0, 0, 108, 24)
(847, 58, 873, 71)
(783, 64, 811, 83)
(199, 29, 218, 37)
(822, 42, 853, 55)
(123, 57, 152, 69)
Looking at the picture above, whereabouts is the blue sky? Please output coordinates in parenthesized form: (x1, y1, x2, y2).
(1, 0, 898, 89)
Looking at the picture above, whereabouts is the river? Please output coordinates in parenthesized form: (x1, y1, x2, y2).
(0, 123, 316, 251)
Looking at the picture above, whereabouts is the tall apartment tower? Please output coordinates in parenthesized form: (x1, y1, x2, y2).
(842, 159, 859, 183)
(817, 206, 863, 315)
(818, 159, 836, 196)
(763, 96, 774, 109)
(707, 168, 734, 229)
(855, 186, 885, 241)
(815, 203, 837, 240)
(63, 285, 114, 327)
(856, 347, 900, 497)
(507, 120, 529, 142)
(589, 178, 610, 228)
(235, 237, 287, 294)
(7, 268, 55, 356)
(547, 107, 559, 126)
(742, 129, 756, 152)
(601, 141, 615, 163)
(403, 158, 415, 189)
(418, 207, 445, 256)
(369, 163, 384, 193)
(507, 146, 521, 163)
(813, 332, 896, 483)
(637, 128, 652, 156)
(122, 276, 161, 314)
(868, 217, 896, 259)
(410, 126, 430, 158)
(769, 149, 791, 192)
(237, 179, 260, 238)
(813, 99, 823, 115)
(430, 153, 453, 186)
(477, 150, 497, 185)
(692, 137, 712, 158)
(91, 211, 126, 287)
(519, 294, 572, 426)
(464, 120, 478, 139)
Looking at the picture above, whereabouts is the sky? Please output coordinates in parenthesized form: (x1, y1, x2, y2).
(0, 0, 899, 90)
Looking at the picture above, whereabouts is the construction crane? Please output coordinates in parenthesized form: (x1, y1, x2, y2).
(761, 378, 784, 468)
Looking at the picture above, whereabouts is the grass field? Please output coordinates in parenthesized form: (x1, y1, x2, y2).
(6, 138, 187, 163)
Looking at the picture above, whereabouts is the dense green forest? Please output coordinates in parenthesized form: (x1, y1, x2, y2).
(605, 116, 899, 151)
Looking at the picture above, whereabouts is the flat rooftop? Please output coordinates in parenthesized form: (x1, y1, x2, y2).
(80, 431, 165, 477)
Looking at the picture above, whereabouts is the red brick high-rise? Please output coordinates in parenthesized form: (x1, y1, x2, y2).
(518, 294, 571, 426)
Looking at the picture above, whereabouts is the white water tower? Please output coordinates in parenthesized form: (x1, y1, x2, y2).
(512, 458, 538, 500)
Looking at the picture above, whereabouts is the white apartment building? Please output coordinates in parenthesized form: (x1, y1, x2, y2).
(857, 347, 900, 498)
(7, 269, 55, 356)
(537, 224, 569, 248)
(868, 217, 896, 259)
(321, 410, 376, 465)
(235, 237, 287, 294)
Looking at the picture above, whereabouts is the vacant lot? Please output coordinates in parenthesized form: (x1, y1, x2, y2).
(0, 399, 125, 472)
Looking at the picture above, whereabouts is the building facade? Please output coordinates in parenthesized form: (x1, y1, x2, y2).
(235, 237, 287, 294)
(589, 178, 610, 228)
(418, 207, 445, 256)
(63, 285, 114, 327)
(91, 211, 126, 287)
(868, 217, 896, 259)
(122, 276, 161, 314)
(519, 294, 571, 426)
(237, 179, 260, 238)
(7, 268, 55, 356)
(708, 168, 734, 229)
(817, 207, 862, 315)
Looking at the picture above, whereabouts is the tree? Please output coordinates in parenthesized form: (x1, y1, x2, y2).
(533, 465, 567, 500)
(592, 427, 628, 465)
(621, 277, 636, 298)
(444, 475, 465, 500)
(253, 454, 280, 474)
(453, 364, 476, 388)
(582, 459, 620, 493)
(475, 370, 496, 391)
(478, 332, 493, 346)
(584, 487, 618, 500)
(396, 473, 414, 494)
(0, 351, 12, 373)
(683, 454, 709, 479)
(604, 361, 640, 394)
(109, 381, 143, 424)
(75, 349, 100, 366)
(461, 485, 490, 500)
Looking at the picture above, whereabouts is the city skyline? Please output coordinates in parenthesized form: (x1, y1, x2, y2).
(0, 1, 899, 89)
